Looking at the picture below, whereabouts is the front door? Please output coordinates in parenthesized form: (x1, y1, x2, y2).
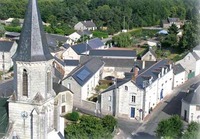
(184, 110, 187, 121)
(130, 107, 135, 118)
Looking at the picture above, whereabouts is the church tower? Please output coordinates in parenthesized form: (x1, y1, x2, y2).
(8, 0, 55, 138)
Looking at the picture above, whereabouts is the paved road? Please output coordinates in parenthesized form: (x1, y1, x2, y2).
(115, 75, 200, 139)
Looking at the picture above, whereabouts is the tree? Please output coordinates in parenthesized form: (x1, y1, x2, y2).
(182, 122, 200, 139)
(10, 18, 20, 27)
(156, 115, 183, 139)
(113, 33, 132, 47)
(0, 24, 5, 37)
(168, 23, 179, 35)
(102, 115, 117, 132)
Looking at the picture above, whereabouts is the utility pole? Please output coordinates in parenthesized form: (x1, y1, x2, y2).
(123, 16, 125, 30)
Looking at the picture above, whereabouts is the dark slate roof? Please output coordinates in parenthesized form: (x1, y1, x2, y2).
(64, 60, 79, 66)
(88, 38, 104, 49)
(0, 98, 8, 136)
(46, 33, 68, 43)
(191, 52, 200, 60)
(168, 17, 180, 23)
(53, 82, 68, 95)
(89, 49, 137, 58)
(0, 41, 14, 52)
(71, 43, 92, 55)
(63, 43, 70, 49)
(101, 78, 131, 93)
(12, 0, 53, 62)
(135, 59, 171, 89)
(102, 58, 135, 68)
(81, 20, 96, 28)
(183, 82, 200, 105)
(63, 57, 104, 86)
(77, 30, 92, 36)
(173, 64, 185, 75)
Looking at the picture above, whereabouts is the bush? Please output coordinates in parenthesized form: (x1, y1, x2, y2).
(65, 111, 79, 121)
(102, 115, 117, 132)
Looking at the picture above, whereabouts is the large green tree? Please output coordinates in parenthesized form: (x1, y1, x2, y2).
(113, 33, 132, 47)
(156, 115, 183, 139)
(182, 122, 200, 139)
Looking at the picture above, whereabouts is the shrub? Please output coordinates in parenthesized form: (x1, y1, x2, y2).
(65, 111, 79, 121)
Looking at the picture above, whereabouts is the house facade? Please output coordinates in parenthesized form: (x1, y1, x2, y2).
(100, 60, 173, 120)
(176, 52, 200, 79)
(74, 20, 97, 31)
(62, 58, 104, 107)
(181, 82, 200, 123)
(0, 41, 18, 71)
(141, 48, 157, 61)
(173, 64, 186, 88)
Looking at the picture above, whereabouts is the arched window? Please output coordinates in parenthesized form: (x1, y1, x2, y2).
(47, 71, 51, 93)
(23, 69, 28, 96)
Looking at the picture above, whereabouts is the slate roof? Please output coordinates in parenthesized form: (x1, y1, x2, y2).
(168, 17, 180, 23)
(71, 43, 92, 55)
(12, 0, 53, 62)
(183, 82, 200, 105)
(81, 20, 96, 28)
(135, 59, 171, 89)
(191, 52, 200, 60)
(53, 82, 69, 95)
(46, 33, 68, 43)
(173, 64, 185, 75)
(77, 30, 92, 36)
(63, 57, 104, 86)
(0, 98, 8, 137)
(89, 49, 137, 58)
(64, 60, 79, 66)
(88, 38, 104, 49)
(101, 78, 131, 94)
(0, 41, 14, 52)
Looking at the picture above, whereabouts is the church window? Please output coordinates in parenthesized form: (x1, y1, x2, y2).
(62, 105, 65, 113)
(47, 71, 51, 93)
(23, 69, 28, 96)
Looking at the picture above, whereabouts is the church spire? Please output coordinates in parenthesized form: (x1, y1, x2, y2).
(12, 0, 53, 62)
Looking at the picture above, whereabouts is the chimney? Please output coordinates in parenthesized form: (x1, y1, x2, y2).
(132, 66, 139, 80)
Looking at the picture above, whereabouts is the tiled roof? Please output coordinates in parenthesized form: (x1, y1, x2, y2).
(183, 82, 200, 105)
(191, 52, 200, 60)
(81, 20, 96, 28)
(53, 82, 69, 95)
(77, 30, 92, 36)
(88, 38, 104, 49)
(135, 59, 171, 89)
(71, 43, 92, 55)
(12, 0, 53, 62)
(89, 49, 137, 58)
(64, 60, 79, 66)
(0, 41, 14, 52)
(63, 57, 104, 86)
(173, 63, 185, 75)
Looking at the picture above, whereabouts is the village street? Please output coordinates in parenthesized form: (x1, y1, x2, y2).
(114, 74, 200, 139)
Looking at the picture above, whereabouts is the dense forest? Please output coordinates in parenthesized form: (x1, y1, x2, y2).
(0, 0, 199, 34)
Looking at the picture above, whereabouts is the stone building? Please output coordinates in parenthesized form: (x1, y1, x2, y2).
(6, 0, 73, 138)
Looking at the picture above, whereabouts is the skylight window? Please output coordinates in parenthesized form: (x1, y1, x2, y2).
(77, 69, 90, 81)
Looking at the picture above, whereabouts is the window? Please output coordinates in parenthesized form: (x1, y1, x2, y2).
(125, 86, 128, 91)
(108, 106, 111, 111)
(62, 94, 66, 103)
(67, 83, 71, 90)
(108, 96, 111, 101)
(149, 54, 152, 60)
(196, 105, 200, 111)
(62, 105, 65, 113)
(131, 96, 136, 103)
(23, 69, 28, 97)
(47, 71, 51, 93)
